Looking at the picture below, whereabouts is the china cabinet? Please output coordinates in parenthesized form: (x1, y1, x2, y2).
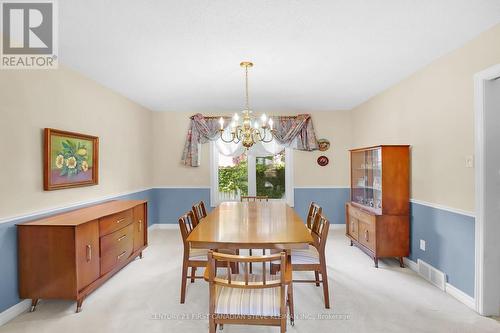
(346, 145, 410, 267)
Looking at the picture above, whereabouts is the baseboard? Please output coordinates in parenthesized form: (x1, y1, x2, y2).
(0, 299, 30, 327)
(403, 257, 418, 272)
(403, 258, 476, 311)
(148, 223, 178, 230)
(445, 283, 476, 310)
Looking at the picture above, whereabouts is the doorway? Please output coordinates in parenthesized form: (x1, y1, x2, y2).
(474, 64, 500, 316)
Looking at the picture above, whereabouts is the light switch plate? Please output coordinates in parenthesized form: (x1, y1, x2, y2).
(420, 239, 426, 251)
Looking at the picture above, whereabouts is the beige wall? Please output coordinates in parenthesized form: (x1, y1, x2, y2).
(350, 24, 500, 212)
(0, 66, 153, 220)
(4, 23, 499, 219)
(152, 111, 352, 188)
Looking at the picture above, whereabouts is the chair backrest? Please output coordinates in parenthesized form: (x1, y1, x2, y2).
(241, 196, 269, 202)
(306, 202, 322, 229)
(207, 251, 286, 289)
(192, 201, 207, 226)
(178, 211, 197, 246)
(310, 213, 330, 252)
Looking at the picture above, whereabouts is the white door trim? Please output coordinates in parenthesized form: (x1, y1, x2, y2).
(474, 63, 500, 315)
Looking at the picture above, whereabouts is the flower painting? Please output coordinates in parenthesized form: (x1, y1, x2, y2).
(44, 129, 99, 190)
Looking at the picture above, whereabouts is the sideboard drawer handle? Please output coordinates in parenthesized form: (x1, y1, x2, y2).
(117, 235, 127, 242)
(365, 230, 369, 241)
(117, 251, 127, 260)
(86, 245, 92, 262)
(116, 218, 126, 224)
(138, 220, 142, 232)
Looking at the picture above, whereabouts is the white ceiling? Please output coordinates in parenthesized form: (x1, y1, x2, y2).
(59, 1, 500, 112)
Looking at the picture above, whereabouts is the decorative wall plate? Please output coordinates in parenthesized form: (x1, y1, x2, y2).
(317, 155, 329, 166)
(318, 138, 330, 151)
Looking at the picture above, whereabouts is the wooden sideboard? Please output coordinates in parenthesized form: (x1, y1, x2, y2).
(18, 200, 147, 312)
(346, 145, 409, 268)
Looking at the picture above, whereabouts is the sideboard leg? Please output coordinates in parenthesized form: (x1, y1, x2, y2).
(399, 257, 405, 268)
(374, 257, 379, 268)
(139, 251, 143, 259)
(350, 240, 353, 246)
(30, 299, 39, 312)
(76, 298, 84, 313)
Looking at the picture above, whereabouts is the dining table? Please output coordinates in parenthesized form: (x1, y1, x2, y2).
(187, 201, 313, 250)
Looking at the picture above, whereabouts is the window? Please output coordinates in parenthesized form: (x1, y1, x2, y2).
(210, 142, 293, 206)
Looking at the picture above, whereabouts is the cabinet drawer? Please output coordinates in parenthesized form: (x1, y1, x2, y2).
(100, 223, 134, 255)
(358, 221, 375, 252)
(99, 209, 133, 236)
(100, 224, 134, 275)
(348, 217, 359, 240)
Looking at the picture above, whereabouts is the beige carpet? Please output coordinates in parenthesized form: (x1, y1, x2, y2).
(2, 227, 499, 333)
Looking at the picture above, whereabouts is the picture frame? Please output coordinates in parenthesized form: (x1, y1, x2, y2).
(44, 128, 99, 190)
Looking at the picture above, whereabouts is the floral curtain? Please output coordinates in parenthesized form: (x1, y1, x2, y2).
(270, 114, 319, 151)
(181, 113, 318, 167)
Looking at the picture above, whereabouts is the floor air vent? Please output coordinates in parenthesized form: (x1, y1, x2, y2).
(417, 259, 446, 291)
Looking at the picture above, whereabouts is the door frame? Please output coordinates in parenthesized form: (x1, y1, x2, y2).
(473, 64, 500, 315)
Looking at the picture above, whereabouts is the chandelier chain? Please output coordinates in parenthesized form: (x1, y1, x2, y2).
(245, 65, 249, 111)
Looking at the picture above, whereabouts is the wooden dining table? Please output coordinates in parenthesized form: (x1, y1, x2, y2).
(187, 201, 313, 250)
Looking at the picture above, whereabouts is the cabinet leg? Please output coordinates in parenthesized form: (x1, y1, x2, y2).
(76, 298, 84, 313)
(399, 257, 405, 268)
(374, 257, 379, 268)
(30, 299, 39, 312)
(350, 240, 353, 246)
(139, 251, 143, 259)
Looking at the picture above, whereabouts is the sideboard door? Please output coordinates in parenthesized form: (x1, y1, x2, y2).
(76, 220, 100, 290)
(133, 204, 146, 253)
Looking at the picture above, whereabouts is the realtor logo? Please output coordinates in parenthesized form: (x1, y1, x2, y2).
(1, 0, 58, 69)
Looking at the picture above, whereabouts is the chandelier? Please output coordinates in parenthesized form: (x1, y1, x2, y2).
(218, 62, 274, 149)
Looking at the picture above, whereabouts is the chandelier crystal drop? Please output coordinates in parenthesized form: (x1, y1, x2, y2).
(218, 62, 275, 149)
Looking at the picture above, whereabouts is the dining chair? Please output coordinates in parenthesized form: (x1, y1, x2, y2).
(306, 202, 322, 230)
(179, 211, 238, 303)
(240, 195, 269, 202)
(272, 213, 331, 308)
(206, 250, 294, 333)
(179, 211, 208, 303)
(192, 200, 207, 226)
(240, 195, 269, 273)
(293, 213, 330, 308)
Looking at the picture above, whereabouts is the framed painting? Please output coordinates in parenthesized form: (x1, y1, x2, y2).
(44, 128, 99, 190)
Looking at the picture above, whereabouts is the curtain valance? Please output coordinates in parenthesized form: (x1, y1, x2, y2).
(181, 113, 319, 167)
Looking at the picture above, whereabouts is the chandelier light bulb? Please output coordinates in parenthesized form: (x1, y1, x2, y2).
(261, 113, 267, 124)
(219, 117, 224, 130)
(268, 118, 274, 130)
(233, 113, 239, 121)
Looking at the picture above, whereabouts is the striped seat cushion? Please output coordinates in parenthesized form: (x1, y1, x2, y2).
(291, 245, 320, 264)
(189, 248, 237, 261)
(189, 248, 208, 260)
(215, 274, 283, 317)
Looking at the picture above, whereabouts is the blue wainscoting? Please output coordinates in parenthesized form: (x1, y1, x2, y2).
(409, 202, 475, 297)
(152, 187, 211, 224)
(294, 187, 350, 224)
(0, 189, 153, 314)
